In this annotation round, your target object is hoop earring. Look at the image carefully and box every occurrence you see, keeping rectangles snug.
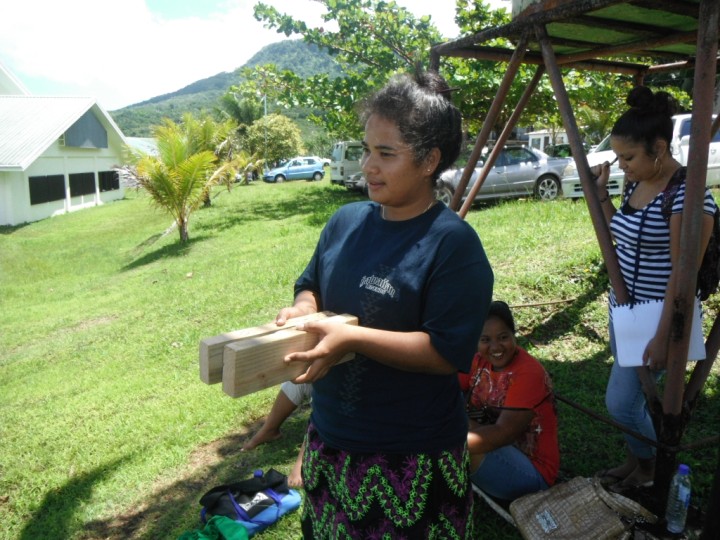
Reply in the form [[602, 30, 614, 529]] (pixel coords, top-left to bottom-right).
[[654, 156, 664, 178]]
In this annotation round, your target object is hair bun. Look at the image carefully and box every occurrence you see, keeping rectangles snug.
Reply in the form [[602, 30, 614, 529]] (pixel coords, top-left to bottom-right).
[[626, 86, 677, 117], [415, 70, 454, 101]]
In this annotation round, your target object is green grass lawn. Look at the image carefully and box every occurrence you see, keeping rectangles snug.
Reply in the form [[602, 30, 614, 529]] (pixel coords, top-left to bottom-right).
[[1, 180, 718, 539]]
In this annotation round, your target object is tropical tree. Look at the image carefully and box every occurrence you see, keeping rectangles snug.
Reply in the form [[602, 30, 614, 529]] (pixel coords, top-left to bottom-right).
[[243, 113, 304, 165], [233, 150, 266, 185], [252, 0, 444, 139], [177, 113, 239, 196], [249, 0, 636, 141], [131, 119, 230, 243], [216, 91, 264, 137]]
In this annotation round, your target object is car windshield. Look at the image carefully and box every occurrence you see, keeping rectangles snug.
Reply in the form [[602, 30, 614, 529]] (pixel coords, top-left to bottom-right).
[[346, 146, 363, 161], [594, 135, 612, 152]]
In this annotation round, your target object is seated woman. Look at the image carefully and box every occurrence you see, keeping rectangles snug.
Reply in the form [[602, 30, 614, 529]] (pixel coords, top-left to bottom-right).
[[460, 300, 559, 501]]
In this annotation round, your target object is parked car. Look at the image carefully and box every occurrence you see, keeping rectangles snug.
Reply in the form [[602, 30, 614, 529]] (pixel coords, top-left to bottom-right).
[[562, 113, 720, 199], [308, 155, 331, 166], [344, 171, 367, 194], [561, 134, 623, 199], [435, 145, 571, 205], [262, 156, 325, 183]]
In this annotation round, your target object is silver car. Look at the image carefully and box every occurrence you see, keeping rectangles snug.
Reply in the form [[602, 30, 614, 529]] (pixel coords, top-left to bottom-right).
[[435, 146, 571, 205], [344, 171, 367, 194]]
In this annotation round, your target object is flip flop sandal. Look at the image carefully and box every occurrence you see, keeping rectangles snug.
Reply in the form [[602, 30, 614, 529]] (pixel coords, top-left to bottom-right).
[[594, 469, 625, 487], [608, 477, 654, 494]]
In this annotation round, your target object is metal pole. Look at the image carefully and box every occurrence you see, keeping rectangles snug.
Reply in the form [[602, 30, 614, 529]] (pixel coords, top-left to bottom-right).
[[458, 66, 545, 218], [263, 94, 267, 165], [450, 31, 530, 212], [534, 23, 627, 302]]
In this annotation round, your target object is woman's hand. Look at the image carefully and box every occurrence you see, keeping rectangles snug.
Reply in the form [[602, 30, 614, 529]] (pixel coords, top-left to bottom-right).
[[284, 320, 354, 383], [275, 290, 319, 326], [643, 336, 668, 371], [466, 409, 535, 454], [590, 160, 612, 191], [275, 306, 310, 326]]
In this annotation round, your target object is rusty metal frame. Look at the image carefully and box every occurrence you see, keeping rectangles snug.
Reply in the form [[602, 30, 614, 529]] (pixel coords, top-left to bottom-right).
[[430, 0, 720, 525]]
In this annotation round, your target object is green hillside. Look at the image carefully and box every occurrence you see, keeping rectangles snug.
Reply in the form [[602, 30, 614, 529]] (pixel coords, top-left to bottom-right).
[[111, 40, 343, 137]]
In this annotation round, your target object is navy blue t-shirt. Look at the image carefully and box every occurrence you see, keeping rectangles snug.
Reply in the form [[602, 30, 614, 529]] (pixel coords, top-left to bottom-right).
[[295, 201, 493, 453]]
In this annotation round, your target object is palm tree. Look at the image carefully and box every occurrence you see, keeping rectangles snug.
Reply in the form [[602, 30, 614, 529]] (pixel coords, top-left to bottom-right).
[[133, 120, 228, 244], [216, 91, 263, 137]]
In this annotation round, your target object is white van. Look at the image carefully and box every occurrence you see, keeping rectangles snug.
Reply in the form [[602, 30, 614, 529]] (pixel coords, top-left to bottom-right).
[[562, 114, 720, 199], [672, 113, 720, 185], [330, 141, 363, 185]]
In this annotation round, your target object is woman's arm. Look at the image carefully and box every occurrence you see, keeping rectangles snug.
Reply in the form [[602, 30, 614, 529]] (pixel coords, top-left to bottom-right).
[[645, 212, 714, 369], [467, 409, 535, 455], [591, 161, 617, 227], [284, 322, 457, 384]]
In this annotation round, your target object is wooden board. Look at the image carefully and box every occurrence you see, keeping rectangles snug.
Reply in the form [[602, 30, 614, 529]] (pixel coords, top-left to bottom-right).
[[222, 313, 358, 398], [198, 311, 341, 384]]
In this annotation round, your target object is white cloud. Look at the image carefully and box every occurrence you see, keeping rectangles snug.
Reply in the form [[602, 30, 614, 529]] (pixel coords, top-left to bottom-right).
[[0, 0, 510, 110]]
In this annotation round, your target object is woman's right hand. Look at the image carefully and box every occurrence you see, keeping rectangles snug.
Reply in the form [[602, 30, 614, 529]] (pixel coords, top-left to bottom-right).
[[590, 161, 612, 190]]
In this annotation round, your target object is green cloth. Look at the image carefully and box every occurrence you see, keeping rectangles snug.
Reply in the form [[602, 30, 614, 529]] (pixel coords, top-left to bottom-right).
[[178, 515, 249, 540]]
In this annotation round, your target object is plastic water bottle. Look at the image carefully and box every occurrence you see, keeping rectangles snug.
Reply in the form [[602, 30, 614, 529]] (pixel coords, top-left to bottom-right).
[[665, 464, 691, 534]]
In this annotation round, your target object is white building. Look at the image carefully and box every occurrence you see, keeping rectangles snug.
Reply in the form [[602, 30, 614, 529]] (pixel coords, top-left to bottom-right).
[[0, 63, 127, 226]]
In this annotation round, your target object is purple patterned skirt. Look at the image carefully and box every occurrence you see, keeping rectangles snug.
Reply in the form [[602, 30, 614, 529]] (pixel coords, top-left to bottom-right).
[[300, 423, 474, 539]]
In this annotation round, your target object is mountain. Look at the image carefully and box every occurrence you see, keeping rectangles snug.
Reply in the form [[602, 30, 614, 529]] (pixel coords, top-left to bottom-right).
[[110, 40, 343, 137]]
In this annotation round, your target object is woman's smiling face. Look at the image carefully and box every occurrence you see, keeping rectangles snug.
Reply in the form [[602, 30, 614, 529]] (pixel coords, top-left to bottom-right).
[[477, 316, 517, 371]]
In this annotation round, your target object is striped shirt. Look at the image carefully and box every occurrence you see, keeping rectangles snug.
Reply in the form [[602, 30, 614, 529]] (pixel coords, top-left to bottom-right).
[[609, 179, 717, 304]]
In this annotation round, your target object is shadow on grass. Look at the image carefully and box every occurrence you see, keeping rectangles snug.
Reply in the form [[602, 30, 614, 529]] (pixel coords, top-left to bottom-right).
[[119, 185, 359, 270], [0, 222, 31, 235], [121, 235, 210, 271], [194, 184, 363, 235], [79, 405, 310, 540], [19, 457, 130, 540], [522, 264, 609, 348]]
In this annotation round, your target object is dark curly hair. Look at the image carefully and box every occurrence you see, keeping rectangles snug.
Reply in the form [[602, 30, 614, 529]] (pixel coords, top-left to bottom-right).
[[360, 71, 463, 182], [611, 86, 678, 157]]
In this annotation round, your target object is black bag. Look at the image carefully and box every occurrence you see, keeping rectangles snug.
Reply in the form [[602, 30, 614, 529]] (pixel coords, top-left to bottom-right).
[[660, 166, 720, 301], [198, 469, 301, 537]]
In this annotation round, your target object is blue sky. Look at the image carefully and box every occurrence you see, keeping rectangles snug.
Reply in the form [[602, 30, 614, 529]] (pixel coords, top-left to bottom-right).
[[0, 0, 509, 110]]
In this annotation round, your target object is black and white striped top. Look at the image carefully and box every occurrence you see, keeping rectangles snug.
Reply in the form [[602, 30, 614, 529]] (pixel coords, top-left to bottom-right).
[[609, 180, 717, 305]]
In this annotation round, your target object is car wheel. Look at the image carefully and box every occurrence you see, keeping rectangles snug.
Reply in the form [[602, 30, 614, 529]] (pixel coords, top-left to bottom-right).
[[274, 174, 285, 183], [434, 184, 454, 206], [535, 175, 561, 201], [312, 171, 323, 181]]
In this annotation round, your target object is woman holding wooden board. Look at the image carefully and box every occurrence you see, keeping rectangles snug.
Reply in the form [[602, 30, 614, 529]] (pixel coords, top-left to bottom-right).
[[275, 71, 494, 539]]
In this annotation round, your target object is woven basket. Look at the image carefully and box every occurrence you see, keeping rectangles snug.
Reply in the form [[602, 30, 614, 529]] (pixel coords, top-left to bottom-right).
[[509, 477, 656, 540]]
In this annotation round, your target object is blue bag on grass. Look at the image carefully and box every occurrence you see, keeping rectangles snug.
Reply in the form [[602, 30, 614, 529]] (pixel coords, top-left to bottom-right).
[[198, 468, 301, 537]]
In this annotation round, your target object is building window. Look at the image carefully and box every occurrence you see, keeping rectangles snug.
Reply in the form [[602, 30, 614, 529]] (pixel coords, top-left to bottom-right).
[[99, 170, 120, 192], [29, 175, 65, 205], [69, 172, 96, 197]]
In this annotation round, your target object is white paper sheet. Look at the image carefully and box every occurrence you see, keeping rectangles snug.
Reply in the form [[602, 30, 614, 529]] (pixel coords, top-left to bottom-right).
[[611, 298, 705, 367]]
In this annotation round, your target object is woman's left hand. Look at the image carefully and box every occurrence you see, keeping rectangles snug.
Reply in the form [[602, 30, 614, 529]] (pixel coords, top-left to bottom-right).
[[643, 337, 668, 371], [284, 320, 353, 383]]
